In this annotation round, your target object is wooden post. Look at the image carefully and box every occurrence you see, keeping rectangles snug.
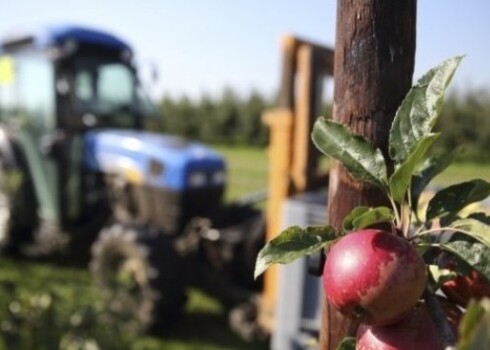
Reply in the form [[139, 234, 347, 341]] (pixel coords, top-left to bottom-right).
[[320, 1, 417, 349], [260, 108, 293, 331], [291, 45, 323, 192]]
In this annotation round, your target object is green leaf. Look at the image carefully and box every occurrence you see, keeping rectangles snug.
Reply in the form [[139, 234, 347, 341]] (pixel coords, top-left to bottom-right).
[[468, 212, 490, 225], [388, 133, 440, 203], [312, 118, 388, 190], [449, 217, 490, 248], [410, 149, 459, 218], [389, 56, 464, 162], [335, 337, 356, 350], [426, 179, 490, 221], [254, 225, 338, 279], [457, 298, 490, 350], [342, 206, 394, 232], [439, 240, 490, 283], [432, 181, 490, 223]]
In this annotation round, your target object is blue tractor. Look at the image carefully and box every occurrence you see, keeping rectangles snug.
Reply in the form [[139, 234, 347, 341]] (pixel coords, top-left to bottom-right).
[[0, 25, 263, 334]]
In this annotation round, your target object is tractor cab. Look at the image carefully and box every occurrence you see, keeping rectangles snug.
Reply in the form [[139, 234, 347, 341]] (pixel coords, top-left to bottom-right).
[[0, 25, 157, 133]]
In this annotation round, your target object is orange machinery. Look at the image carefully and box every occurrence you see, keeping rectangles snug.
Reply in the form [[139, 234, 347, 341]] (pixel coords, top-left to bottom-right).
[[259, 35, 334, 332]]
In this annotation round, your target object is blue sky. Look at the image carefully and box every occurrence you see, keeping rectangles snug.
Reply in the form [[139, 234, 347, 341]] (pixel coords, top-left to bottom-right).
[[1, 1, 489, 99]]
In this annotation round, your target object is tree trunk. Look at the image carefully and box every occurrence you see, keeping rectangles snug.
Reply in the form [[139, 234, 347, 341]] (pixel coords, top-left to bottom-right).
[[319, 1, 417, 349]]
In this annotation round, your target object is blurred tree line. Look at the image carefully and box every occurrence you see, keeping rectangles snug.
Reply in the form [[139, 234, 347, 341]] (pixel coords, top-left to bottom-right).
[[435, 88, 490, 162], [158, 88, 272, 146], [155, 87, 490, 163]]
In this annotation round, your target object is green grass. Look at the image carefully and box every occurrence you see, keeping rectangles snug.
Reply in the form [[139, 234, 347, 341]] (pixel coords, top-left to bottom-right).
[[214, 145, 268, 200], [0, 255, 268, 350], [433, 162, 490, 187], [216, 145, 490, 195]]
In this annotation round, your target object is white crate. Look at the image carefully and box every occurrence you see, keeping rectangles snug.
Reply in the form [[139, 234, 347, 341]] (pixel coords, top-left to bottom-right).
[[272, 189, 328, 350]]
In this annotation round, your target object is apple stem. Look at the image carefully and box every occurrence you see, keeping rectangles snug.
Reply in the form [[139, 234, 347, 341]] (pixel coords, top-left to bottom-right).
[[423, 289, 456, 350], [400, 203, 411, 238]]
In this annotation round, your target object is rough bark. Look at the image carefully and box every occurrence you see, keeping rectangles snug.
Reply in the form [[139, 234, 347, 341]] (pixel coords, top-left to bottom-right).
[[320, 1, 417, 349]]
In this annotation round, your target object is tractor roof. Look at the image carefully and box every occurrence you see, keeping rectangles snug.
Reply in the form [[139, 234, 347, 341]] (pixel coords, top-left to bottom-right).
[[0, 24, 132, 53]]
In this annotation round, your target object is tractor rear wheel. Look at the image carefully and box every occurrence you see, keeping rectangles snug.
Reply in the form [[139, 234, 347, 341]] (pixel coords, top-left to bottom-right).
[[0, 185, 12, 250], [90, 224, 187, 333], [0, 162, 36, 253]]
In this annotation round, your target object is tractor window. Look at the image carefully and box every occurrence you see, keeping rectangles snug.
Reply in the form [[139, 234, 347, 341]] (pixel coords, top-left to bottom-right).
[[0, 56, 16, 120], [98, 64, 133, 105], [75, 71, 94, 101], [0, 54, 55, 132], [73, 58, 138, 128], [72, 56, 159, 129], [18, 55, 56, 131]]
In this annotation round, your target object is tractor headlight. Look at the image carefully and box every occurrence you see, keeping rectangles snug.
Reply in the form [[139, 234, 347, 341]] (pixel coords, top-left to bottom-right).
[[212, 170, 226, 185], [188, 171, 207, 187]]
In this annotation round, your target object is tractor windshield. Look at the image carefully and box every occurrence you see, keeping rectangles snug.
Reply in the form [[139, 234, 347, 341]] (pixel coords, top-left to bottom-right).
[[73, 56, 157, 128]]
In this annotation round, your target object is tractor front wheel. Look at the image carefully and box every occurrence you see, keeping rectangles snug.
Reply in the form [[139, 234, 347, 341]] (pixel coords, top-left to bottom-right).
[[90, 224, 187, 333]]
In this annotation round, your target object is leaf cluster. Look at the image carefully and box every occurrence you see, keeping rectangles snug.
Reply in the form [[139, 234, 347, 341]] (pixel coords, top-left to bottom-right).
[[254, 56, 490, 346]]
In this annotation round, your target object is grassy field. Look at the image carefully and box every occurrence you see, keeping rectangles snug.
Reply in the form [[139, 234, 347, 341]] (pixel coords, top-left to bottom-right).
[[0, 256, 267, 350], [215, 145, 490, 197], [0, 145, 489, 349], [214, 146, 268, 201], [433, 162, 490, 187]]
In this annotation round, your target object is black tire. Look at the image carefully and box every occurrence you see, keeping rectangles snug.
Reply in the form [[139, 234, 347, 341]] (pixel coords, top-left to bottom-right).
[[0, 175, 12, 250], [0, 160, 37, 253], [90, 224, 187, 333]]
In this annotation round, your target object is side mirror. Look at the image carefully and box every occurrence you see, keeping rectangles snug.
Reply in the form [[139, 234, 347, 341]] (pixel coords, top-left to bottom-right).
[[150, 63, 159, 85]]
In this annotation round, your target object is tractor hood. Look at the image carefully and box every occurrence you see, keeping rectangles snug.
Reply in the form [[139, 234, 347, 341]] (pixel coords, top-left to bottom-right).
[[83, 129, 226, 191]]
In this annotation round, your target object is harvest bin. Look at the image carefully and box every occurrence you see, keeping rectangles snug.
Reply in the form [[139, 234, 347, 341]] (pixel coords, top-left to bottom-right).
[[272, 189, 328, 350]]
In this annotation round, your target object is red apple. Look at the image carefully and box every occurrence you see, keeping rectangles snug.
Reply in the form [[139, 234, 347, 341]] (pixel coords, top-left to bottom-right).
[[357, 301, 461, 350], [441, 269, 490, 308], [323, 229, 427, 325], [437, 252, 490, 308]]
